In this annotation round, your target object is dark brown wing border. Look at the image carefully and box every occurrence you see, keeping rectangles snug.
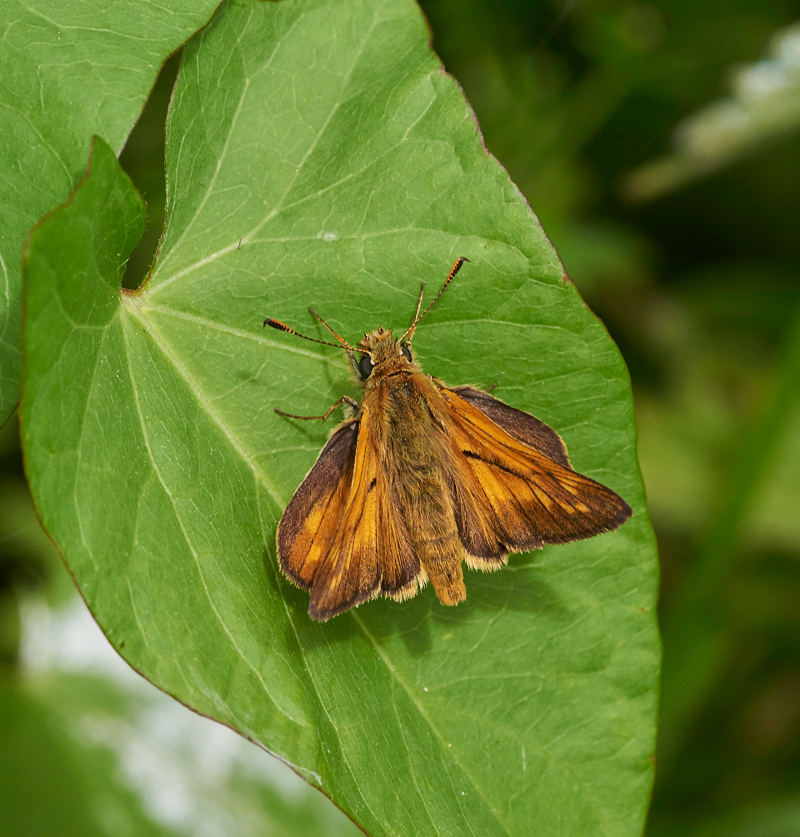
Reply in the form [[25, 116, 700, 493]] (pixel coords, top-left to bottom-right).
[[450, 386, 571, 467]]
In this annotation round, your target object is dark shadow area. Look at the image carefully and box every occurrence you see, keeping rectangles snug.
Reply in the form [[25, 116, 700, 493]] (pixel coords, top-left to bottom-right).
[[119, 50, 182, 291]]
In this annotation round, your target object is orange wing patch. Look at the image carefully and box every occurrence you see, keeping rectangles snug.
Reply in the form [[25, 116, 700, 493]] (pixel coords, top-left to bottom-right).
[[278, 405, 423, 621], [439, 388, 631, 560], [376, 481, 425, 603], [276, 422, 357, 590], [308, 417, 381, 619]]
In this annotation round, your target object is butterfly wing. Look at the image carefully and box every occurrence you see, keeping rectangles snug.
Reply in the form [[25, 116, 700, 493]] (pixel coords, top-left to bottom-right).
[[309, 405, 423, 620], [438, 387, 632, 566], [276, 421, 358, 591], [278, 406, 422, 621]]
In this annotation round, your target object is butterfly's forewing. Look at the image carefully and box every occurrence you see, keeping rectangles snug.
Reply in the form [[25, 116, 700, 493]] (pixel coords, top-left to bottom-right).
[[307, 415, 380, 619], [438, 388, 632, 557], [305, 405, 423, 620], [276, 421, 358, 591]]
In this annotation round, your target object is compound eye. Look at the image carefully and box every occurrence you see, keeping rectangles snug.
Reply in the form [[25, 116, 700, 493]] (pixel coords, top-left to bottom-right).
[[401, 344, 412, 361], [358, 354, 374, 378]]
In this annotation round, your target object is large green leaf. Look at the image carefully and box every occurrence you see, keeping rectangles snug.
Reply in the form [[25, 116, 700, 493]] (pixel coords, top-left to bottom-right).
[[21, 1, 659, 834], [0, 0, 221, 425]]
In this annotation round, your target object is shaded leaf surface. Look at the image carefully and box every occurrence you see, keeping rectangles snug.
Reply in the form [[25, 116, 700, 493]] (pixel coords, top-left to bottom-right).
[[22, 1, 659, 834], [0, 0, 220, 424]]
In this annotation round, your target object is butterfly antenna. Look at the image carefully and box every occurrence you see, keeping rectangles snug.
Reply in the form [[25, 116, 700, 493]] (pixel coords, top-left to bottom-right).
[[306, 307, 349, 345], [264, 310, 357, 366], [401, 257, 470, 345], [411, 281, 426, 327]]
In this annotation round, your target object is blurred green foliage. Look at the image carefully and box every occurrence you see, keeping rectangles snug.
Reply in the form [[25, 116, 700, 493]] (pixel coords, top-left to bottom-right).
[[3, 0, 800, 834]]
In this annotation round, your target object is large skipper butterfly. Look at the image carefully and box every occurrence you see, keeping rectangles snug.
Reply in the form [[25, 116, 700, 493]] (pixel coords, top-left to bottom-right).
[[265, 259, 631, 620]]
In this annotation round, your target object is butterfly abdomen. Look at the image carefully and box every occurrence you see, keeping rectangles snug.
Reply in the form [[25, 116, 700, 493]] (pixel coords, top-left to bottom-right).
[[385, 378, 467, 606], [395, 474, 466, 606]]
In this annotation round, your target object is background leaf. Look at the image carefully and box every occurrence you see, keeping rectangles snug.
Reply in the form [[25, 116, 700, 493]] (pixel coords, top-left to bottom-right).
[[1, 599, 362, 837], [623, 22, 800, 201], [0, 0, 221, 425], [21, 1, 659, 835]]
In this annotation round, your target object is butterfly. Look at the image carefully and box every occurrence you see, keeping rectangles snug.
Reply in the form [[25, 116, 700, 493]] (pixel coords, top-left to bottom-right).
[[265, 258, 632, 621]]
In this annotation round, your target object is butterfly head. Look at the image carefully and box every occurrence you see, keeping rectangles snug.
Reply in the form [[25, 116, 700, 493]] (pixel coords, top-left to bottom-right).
[[354, 327, 414, 381]]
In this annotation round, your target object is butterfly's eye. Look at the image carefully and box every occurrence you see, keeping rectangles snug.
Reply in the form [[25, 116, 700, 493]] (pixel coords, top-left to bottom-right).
[[400, 344, 412, 361], [358, 355, 374, 378]]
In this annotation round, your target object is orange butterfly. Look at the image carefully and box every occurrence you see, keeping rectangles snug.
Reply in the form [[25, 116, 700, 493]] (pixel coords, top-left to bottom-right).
[[265, 258, 631, 620]]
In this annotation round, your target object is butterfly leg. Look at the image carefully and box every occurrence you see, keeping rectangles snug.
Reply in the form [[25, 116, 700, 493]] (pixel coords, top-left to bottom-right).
[[275, 395, 359, 422]]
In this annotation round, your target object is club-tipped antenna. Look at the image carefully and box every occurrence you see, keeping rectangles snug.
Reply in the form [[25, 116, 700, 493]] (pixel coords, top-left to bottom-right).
[[264, 309, 357, 366], [263, 318, 340, 349], [400, 257, 470, 345]]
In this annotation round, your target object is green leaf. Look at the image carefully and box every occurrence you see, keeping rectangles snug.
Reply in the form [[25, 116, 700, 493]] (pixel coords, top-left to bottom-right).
[[22, 1, 659, 834], [0, 0, 221, 425]]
